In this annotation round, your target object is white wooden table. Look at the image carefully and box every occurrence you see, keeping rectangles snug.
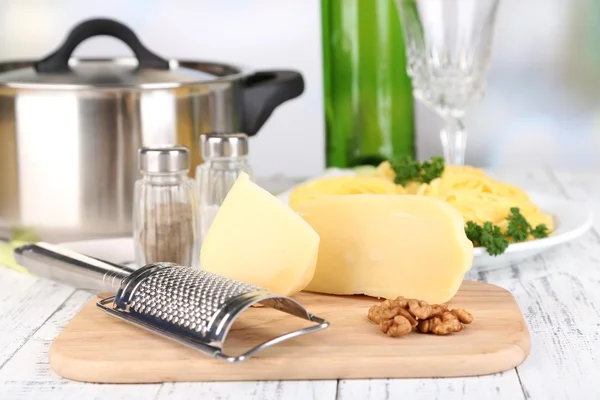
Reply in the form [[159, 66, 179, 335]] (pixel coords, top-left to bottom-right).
[[1, 167, 599, 400]]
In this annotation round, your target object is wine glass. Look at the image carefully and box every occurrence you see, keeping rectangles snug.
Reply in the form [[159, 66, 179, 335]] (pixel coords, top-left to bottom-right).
[[394, 0, 501, 165]]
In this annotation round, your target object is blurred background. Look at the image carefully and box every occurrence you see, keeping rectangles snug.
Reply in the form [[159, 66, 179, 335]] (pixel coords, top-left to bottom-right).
[[1, 0, 599, 179]]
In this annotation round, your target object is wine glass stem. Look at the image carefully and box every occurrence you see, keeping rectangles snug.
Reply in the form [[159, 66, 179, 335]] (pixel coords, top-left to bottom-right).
[[440, 118, 467, 165]]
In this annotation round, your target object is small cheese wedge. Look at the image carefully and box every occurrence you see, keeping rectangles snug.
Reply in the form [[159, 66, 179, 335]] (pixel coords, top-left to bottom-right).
[[200, 172, 320, 296], [295, 194, 473, 304]]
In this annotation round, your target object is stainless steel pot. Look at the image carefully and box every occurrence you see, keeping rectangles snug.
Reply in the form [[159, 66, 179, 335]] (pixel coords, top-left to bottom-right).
[[0, 18, 304, 243]]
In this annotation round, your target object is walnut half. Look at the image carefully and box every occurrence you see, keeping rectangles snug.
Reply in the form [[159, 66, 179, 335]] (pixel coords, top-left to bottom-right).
[[418, 311, 463, 335], [380, 315, 413, 337]]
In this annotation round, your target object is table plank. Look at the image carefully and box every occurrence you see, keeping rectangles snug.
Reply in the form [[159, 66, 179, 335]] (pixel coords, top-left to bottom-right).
[[155, 381, 337, 400], [337, 372, 525, 400], [0, 269, 73, 369], [516, 271, 600, 399]]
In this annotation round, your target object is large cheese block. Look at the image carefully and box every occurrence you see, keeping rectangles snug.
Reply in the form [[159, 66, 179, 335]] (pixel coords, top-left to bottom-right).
[[200, 173, 320, 296], [295, 194, 473, 304]]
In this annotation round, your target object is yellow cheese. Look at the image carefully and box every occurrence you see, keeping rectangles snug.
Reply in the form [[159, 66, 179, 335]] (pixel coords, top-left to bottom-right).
[[200, 172, 320, 296], [295, 194, 474, 304]]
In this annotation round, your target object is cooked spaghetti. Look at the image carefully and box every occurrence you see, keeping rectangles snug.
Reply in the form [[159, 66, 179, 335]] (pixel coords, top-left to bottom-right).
[[288, 161, 554, 241]]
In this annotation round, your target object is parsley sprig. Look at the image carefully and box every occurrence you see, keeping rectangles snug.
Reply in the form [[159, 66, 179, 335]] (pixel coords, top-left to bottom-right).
[[465, 221, 509, 256], [390, 156, 445, 186], [465, 207, 550, 256]]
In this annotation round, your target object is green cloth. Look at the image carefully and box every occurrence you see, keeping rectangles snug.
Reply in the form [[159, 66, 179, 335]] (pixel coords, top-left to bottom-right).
[[0, 240, 30, 274], [0, 227, 39, 274]]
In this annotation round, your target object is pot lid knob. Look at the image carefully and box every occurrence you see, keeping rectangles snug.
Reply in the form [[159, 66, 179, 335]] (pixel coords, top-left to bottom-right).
[[138, 145, 190, 173], [200, 133, 249, 159]]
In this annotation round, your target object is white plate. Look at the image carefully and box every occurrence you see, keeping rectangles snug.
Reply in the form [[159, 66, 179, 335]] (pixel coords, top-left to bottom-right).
[[59, 169, 594, 271]]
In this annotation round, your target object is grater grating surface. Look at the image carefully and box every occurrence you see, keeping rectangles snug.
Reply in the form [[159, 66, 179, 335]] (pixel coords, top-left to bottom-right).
[[129, 267, 259, 336], [97, 262, 329, 362]]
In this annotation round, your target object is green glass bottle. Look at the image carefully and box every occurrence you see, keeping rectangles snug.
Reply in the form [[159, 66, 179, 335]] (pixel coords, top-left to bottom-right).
[[322, 0, 415, 168]]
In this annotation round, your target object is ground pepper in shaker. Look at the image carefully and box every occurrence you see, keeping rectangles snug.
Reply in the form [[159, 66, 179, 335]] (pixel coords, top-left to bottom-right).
[[196, 133, 254, 244], [133, 145, 200, 269]]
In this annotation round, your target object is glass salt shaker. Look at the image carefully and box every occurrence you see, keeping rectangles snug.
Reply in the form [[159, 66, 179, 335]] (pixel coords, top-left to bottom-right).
[[133, 145, 200, 269], [196, 133, 254, 244]]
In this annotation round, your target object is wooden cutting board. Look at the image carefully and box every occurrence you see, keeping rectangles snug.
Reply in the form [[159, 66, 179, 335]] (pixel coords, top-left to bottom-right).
[[49, 280, 530, 383]]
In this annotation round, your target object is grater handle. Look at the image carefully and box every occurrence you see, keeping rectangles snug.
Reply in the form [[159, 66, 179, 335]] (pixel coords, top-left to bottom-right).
[[13, 242, 136, 294]]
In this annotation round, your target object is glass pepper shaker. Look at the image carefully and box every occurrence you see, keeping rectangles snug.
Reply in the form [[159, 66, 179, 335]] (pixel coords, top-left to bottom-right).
[[196, 133, 254, 244], [133, 145, 200, 269]]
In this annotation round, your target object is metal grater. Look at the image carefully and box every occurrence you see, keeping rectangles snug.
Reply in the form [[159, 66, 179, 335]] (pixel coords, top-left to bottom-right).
[[97, 262, 329, 362]]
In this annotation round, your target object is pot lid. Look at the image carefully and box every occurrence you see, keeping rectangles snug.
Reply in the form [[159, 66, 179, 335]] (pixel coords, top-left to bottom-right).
[[0, 18, 245, 90], [0, 59, 242, 89]]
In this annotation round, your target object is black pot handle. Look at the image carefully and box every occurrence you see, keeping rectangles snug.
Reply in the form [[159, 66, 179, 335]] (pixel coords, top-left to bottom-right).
[[34, 18, 169, 73], [241, 70, 304, 136]]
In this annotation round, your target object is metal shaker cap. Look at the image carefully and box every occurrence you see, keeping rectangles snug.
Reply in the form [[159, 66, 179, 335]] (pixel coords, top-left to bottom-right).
[[138, 145, 190, 173], [200, 133, 249, 159]]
